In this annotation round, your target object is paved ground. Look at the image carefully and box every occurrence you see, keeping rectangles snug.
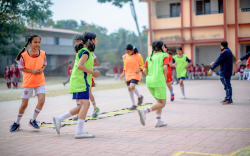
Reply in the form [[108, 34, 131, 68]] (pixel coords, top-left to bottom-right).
[[0, 80, 249, 156]]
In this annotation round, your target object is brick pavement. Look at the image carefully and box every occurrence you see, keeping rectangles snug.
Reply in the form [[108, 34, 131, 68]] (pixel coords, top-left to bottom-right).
[[0, 80, 249, 156]]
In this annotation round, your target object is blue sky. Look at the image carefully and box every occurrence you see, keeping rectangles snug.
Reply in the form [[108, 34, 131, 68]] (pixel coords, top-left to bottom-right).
[[50, 0, 148, 34]]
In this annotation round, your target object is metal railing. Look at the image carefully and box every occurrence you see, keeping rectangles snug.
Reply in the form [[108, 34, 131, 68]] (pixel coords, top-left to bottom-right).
[[157, 14, 180, 19], [196, 10, 223, 15], [241, 8, 250, 12]]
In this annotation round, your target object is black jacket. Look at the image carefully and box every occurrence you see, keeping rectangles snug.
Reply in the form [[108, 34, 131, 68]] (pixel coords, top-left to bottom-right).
[[240, 51, 250, 60]]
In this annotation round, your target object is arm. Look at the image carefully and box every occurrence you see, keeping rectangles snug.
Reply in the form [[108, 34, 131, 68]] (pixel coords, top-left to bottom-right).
[[38, 65, 46, 74], [20, 68, 38, 75], [120, 58, 126, 79], [77, 54, 100, 77], [94, 58, 99, 66], [143, 67, 148, 76], [185, 57, 191, 69], [163, 65, 168, 81], [135, 55, 144, 74], [241, 51, 250, 61], [210, 52, 229, 70]]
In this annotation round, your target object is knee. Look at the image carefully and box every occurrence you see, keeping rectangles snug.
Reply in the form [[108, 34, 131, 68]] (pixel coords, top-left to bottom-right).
[[20, 102, 28, 110], [38, 98, 45, 105], [161, 102, 166, 107], [130, 86, 135, 91], [128, 87, 132, 92]]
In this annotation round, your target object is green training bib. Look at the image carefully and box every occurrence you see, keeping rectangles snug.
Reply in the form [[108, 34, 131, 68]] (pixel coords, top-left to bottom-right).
[[173, 54, 187, 78]]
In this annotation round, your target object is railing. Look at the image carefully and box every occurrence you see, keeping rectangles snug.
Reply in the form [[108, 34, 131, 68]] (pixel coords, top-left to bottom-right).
[[196, 10, 223, 15], [241, 8, 250, 12], [156, 14, 180, 19]]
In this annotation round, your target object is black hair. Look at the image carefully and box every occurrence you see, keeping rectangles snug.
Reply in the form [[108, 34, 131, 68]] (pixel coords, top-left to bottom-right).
[[221, 41, 228, 48], [201, 64, 204, 66], [176, 46, 182, 51], [196, 64, 199, 66], [74, 35, 83, 41], [16, 34, 41, 61], [74, 31, 97, 53], [125, 44, 139, 54], [150, 40, 164, 61], [69, 61, 73, 64], [164, 44, 168, 49]]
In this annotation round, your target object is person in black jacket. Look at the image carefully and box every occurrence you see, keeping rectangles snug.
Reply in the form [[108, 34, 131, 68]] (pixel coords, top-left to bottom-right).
[[236, 51, 250, 64], [209, 41, 233, 105]]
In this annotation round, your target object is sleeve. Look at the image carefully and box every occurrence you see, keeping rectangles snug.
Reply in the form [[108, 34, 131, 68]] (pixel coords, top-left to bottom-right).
[[144, 61, 148, 68], [123, 59, 126, 71], [18, 57, 25, 68], [139, 55, 144, 70], [163, 57, 170, 65], [92, 52, 97, 59], [210, 51, 229, 70], [240, 51, 250, 60], [78, 51, 89, 60], [44, 55, 47, 66], [247, 58, 250, 64], [172, 58, 175, 63], [186, 57, 191, 63]]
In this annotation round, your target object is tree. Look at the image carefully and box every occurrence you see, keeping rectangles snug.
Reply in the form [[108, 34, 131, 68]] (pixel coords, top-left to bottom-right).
[[97, 0, 145, 60], [53, 20, 78, 30], [0, 0, 53, 56]]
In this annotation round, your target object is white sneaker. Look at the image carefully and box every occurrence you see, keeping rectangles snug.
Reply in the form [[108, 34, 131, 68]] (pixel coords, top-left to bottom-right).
[[155, 121, 167, 128], [75, 132, 95, 139], [53, 116, 61, 134], [182, 95, 186, 99], [137, 109, 146, 126]]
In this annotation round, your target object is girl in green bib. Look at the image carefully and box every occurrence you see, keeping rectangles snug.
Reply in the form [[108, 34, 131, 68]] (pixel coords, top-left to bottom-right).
[[172, 46, 191, 99], [53, 32, 100, 139], [138, 40, 169, 128]]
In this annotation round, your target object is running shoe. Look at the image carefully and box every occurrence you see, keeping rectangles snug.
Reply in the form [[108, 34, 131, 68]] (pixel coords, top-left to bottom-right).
[[220, 99, 227, 103], [92, 107, 100, 118], [73, 115, 78, 121], [10, 122, 20, 132], [223, 99, 233, 105], [138, 95, 144, 106], [53, 116, 61, 134], [137, 109, 146, 126], [180, 95, 186, 99], [171, 94, 174, 102], [75, 132, 95, 139], [28, 119, 40, 129], [129, 105, 137, 110], [155, 121, 167, 128]]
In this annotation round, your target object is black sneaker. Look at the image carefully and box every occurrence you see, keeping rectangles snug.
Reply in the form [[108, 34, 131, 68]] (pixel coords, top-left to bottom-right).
[[129, 105, 137, 110], [223, 99, 233, 105], [220, 99, 227, 103], [10, 122, 20, 132], [28, 119, 40, 129], [138, 95, 144, 106]]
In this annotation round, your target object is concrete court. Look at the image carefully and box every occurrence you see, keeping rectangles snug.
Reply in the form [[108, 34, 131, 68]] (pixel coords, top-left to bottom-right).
[[0, 80, 249, 156]]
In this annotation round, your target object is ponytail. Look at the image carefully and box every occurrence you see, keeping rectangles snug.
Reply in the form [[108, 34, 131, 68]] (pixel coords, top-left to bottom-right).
[[133, 47, 138, 54], [151, 40, 164, 61], [75, 31, 96, 53], [15, 34, 41, 61]]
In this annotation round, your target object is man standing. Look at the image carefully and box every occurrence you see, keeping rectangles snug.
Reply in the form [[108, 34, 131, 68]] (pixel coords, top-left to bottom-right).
[[63, 61, 73, 86], [209, 41, 233, 105]]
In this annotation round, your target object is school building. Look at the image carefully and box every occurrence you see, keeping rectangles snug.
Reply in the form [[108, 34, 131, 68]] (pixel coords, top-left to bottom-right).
[[0, 26, 81, 75], [142, 0, 250, 71]]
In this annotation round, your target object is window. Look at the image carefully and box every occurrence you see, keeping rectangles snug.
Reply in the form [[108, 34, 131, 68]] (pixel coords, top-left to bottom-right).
[[240, 0, 250, 12], [54, 37, 59, 45], [218, 0, 223, 13], [170, 3, 180, 17], [196, 0, 211, 15]]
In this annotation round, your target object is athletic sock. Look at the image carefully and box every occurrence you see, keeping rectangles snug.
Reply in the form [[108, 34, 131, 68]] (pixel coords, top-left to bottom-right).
[[32, 108, 41, 121], [129, 91, 136, 106], [156, 114, 162, 123], [15, 113, 23, 124], [169, 88, 174, 96], [76, 119, 85, 134], [76, 101, 81, 107], [92, 101, 97, 109], [143, 107, 152, 114], [58, 111, 72, 122], [133, 88, 141, 98], [180, 86, 185, 96]]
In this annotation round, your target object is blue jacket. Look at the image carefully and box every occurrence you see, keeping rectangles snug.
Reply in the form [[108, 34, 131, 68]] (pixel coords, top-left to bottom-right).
[[240, 51, 250, 60], [210, 47, 233, 77]]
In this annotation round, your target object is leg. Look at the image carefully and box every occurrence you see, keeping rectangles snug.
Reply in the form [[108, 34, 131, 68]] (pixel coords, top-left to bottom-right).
[[167, 82, 174, 101], [220, 77, 227, 100], [63, 75, 71, 85], [130, 81, 143, 106], [179, 79, 186, 98], [89, 89, 100, 118]]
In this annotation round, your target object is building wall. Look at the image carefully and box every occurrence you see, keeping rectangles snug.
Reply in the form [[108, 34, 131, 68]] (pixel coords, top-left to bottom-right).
[[194, 45, 221, 66], [154, 0, 180, 17]]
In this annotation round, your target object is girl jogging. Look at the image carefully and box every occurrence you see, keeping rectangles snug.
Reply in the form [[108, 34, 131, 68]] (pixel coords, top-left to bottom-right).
[[138, 40, 169, 127], [53, 31, 100, 139], [10, 34, 46, 132], [120, 44, 144, 110]]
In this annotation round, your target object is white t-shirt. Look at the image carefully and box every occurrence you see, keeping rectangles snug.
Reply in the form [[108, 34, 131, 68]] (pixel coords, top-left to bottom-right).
[[92, 52, 97, 59]]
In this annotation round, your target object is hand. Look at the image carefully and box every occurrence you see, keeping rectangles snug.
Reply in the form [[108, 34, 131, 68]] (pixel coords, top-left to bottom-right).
[[92, 70, 100, 77], [32, 70, 38, 75], [210, 62, 214, 66], [120, 74, 124, 79], [172, 63, 177, 66], [69, 70, 72, 74], [38, 68, 44, 74], [185, 66, 188, 69], [236, 60, 241, 64], [208, 69, 213, 75], [135, 69, 141, 74]]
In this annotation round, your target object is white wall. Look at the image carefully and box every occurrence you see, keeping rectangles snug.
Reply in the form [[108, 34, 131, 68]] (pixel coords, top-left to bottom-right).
[[59, 38, 73, 46], [50, 55, 58, 70], [41, 37, 54, 45], [240, 0, 250, 8], [195, 45, 221, 66], [154, 0, 180, 17]]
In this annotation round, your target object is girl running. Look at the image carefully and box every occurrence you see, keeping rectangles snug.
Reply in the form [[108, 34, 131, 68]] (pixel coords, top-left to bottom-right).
[[138, 40, 169, 127], [173, 46, 191, 99], [10, 34, 47, 132], [164, 44, 175, 101], [4, 66, 11, 89], [53, 31, 100, 139], [74, 35, 100, 118], [120, 44, 144, 110]]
